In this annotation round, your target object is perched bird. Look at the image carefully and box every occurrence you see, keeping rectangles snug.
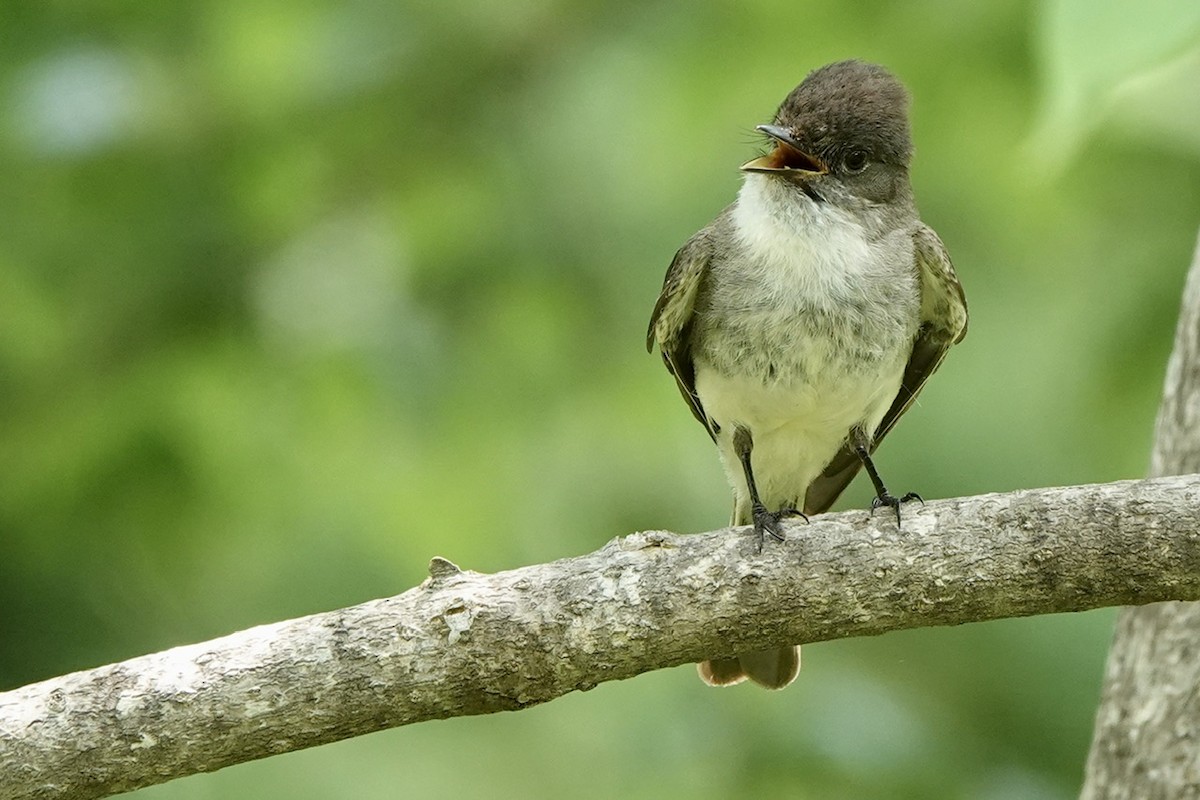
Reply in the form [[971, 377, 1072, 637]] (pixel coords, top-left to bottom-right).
[[647, 60, 968, 689]]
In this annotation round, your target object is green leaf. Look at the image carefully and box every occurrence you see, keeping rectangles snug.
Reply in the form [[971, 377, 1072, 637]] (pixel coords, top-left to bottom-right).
[[1028, 0, 1200, 171]]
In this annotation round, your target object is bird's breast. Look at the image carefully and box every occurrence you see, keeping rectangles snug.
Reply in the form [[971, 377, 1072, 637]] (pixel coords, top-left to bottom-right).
[[693, 183, 920, 389]]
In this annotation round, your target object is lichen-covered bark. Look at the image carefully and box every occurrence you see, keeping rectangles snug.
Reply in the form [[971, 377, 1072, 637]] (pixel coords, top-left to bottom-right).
[[3, 477, 1200, 800], [1080, 230, 1200, 799]]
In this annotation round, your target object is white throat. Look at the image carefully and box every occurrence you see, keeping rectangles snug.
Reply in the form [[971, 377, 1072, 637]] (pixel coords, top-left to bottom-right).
[[730, 175, 877, 302]]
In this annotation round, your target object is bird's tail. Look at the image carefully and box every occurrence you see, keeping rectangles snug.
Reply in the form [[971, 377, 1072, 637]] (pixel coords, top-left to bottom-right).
[[696, 502, 802, 689], [698, 647, 801, 689]]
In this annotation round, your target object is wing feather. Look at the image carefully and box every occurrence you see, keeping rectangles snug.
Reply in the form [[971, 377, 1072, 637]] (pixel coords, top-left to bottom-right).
[[647, 227, 716, 438]]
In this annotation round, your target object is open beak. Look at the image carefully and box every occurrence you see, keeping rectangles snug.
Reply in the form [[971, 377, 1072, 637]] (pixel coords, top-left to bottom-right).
[[740, 124, 827, 174]]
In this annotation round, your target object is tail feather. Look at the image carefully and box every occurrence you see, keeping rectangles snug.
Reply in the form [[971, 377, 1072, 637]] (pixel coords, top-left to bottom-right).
[[698, 646, 801, 689], [695, 503, 803, 689], [697, 657, 749, 687]]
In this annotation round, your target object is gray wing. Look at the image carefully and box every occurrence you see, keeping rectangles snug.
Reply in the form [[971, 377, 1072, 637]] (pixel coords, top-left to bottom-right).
[[803, 223, 968, 515], [647, 225, 716, 439]]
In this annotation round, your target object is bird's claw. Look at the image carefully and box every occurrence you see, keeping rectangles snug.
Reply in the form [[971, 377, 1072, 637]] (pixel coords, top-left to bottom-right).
[[752, 503, 809, 553], [870, 491, 923, 524]]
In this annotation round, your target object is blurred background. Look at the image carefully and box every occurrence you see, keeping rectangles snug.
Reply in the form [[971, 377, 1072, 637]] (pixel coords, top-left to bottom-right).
[[3, 1, 1200, 798]]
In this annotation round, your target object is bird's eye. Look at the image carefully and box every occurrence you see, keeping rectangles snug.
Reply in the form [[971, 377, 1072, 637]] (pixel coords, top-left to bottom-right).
[[843, 150, 869, 172]]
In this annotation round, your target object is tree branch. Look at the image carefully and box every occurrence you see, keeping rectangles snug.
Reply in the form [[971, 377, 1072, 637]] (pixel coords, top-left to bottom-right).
[[3, 477, 1200, 800]]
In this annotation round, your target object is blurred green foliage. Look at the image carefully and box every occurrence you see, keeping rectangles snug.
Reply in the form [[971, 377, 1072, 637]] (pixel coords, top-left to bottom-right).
[[3, 1, 1199, 798]]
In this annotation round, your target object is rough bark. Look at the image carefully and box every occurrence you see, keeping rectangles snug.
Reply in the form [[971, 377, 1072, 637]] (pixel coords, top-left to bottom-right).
[[3, 477, 1200, 800], [1080, 229, 1200, 799]]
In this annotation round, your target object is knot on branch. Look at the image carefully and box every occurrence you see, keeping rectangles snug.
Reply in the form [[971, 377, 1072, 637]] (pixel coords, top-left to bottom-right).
[[427, 556, 464, 582]]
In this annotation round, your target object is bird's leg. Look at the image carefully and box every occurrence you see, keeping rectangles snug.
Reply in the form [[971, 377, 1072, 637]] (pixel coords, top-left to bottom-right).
[[851, 430, 922, 524], [733, 426, 808, 552]]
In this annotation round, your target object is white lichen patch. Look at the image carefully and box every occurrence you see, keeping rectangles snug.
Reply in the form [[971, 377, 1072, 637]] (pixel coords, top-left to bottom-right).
[[443, 603, 474, 645], [595, 570, 643, 605], [129, 731, 157, 750]]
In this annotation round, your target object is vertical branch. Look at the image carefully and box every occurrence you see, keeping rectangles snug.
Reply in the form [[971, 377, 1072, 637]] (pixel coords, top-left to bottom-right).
[[1080, 228, 1200, 798]]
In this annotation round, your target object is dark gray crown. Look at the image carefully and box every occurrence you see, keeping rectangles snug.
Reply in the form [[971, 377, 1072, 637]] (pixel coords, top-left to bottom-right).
[[773, 60, 912, 168]]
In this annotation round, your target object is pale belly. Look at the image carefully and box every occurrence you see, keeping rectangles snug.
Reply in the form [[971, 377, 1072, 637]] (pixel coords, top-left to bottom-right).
[[694, 350, 907, 520]]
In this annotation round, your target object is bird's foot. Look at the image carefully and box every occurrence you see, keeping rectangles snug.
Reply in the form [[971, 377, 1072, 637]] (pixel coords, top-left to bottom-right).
[[752, 503, 808, 553], [871, 491, 924, 524]]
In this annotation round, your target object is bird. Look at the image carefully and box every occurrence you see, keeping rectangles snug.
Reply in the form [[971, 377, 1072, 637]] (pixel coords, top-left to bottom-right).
[[646, 60, 968, 689]]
